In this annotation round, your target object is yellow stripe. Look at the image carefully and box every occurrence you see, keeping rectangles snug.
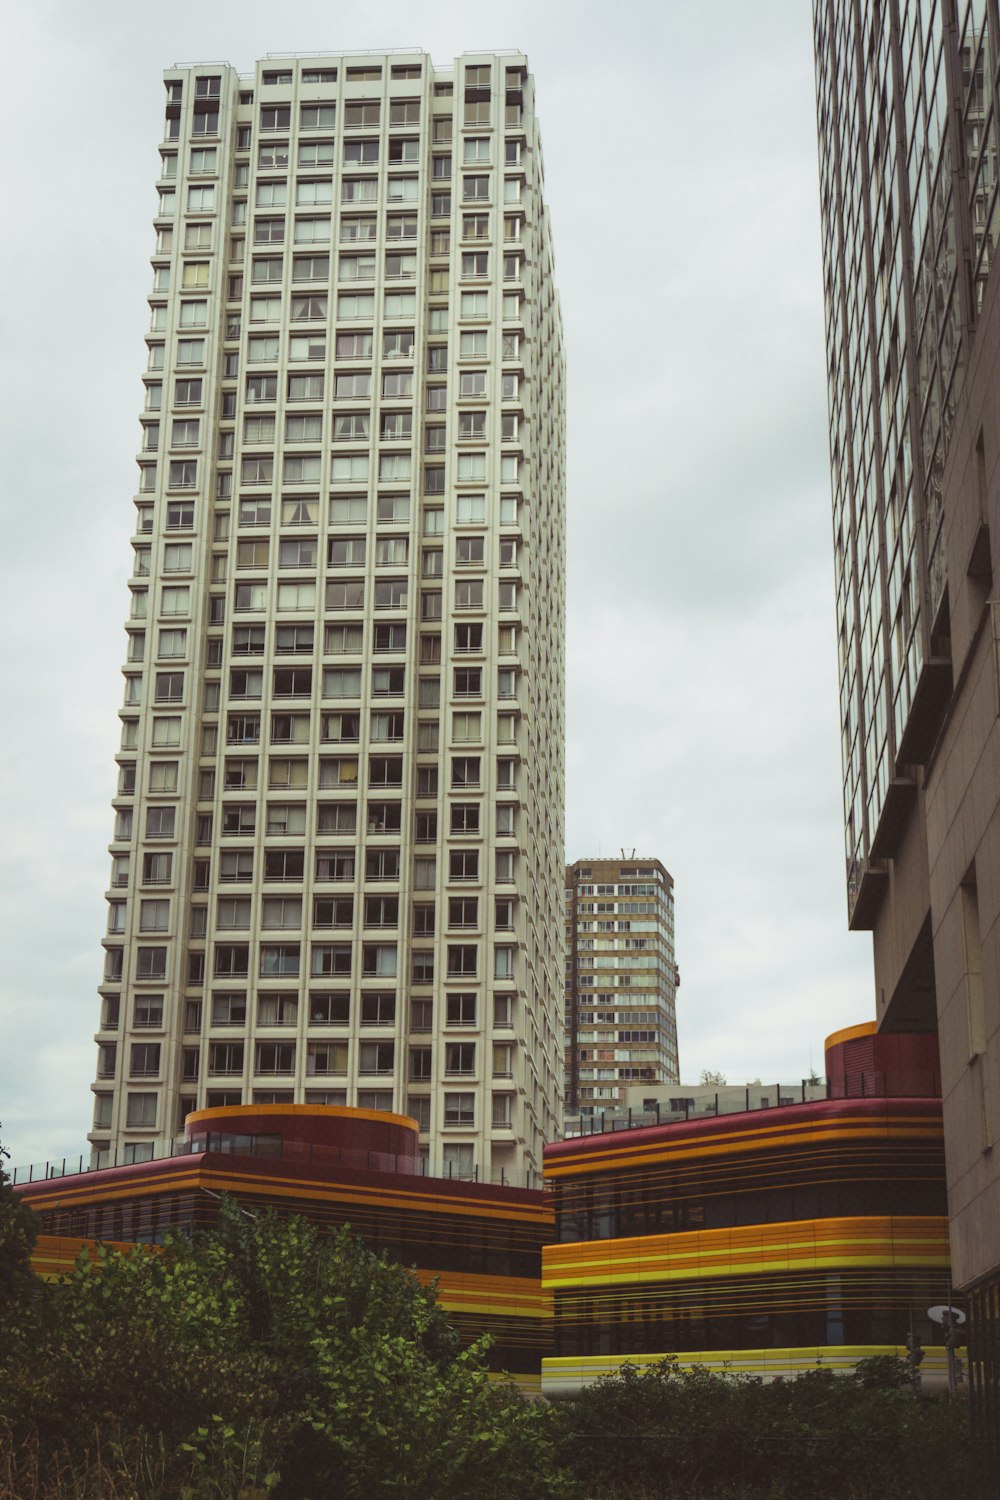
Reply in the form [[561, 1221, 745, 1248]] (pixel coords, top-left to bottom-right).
[[543, 1216, 950, 1289], [541, 1344, 964, 1390]]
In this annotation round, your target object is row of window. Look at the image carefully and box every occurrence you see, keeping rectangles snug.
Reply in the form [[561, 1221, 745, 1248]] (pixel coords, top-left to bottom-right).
[[154, 219, 526, 261], [228, 368, 521, 400], [114, 738, 510, 786], [114, 799, 516, 847], [113, 1083, 514, 1134], [158, 178, 524, 223], [160, 136, 523, 177], [127, 662, 514, 703], [109, 1038, 499, 1081], [101, 988, 518, 1033], [133, 496, 520, 536], [107, 842, 517, 886], [108, 890, 514, 936]]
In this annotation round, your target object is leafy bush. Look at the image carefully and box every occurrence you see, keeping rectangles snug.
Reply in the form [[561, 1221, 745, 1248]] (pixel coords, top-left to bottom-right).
[[0, 1202, 575, 1499], [557, 1357, 970, 1500]]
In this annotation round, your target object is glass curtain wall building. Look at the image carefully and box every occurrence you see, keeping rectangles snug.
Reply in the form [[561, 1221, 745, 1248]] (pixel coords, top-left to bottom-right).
[[813, 1, 1000, 1484], [92, 50, 566, 1188]]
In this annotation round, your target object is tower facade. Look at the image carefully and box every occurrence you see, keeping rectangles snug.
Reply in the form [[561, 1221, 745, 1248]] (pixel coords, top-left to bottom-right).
[[813, 1, 1000, 1480], [92, 50, 566, 1187], [563, 857, 679, 1117]]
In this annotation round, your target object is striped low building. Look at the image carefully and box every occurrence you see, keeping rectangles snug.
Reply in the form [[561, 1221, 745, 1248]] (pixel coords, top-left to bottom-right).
[[542, 1025, 961, 1395], [16, 1103, 551, 1388], [14, 1026, 959, 1395]]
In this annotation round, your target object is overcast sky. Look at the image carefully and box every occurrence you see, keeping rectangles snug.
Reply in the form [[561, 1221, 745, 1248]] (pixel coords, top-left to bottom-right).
[[0, 0, 876, 1169]]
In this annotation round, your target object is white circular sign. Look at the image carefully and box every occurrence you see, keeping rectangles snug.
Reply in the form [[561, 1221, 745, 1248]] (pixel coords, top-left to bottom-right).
[[927, 1305, 966, 1325]]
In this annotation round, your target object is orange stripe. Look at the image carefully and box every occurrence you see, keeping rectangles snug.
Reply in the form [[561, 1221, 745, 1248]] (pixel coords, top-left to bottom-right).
[[22, 1162, 553, 1227], [187, 1102, 419, 1133], [824, 1021, 877, 1050], [545, 1114, 942, 1179]]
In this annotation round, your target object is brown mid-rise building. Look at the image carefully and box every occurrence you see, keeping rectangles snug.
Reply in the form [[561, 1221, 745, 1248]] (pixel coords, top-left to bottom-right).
[[813, 1, 1000, 1483], [563, 857, 679, 1119]]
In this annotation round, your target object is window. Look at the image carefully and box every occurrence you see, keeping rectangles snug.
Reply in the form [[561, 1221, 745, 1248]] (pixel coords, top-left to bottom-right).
[[454, 580, 484, 610], [447, 992, 477, 1025], [126, 1093, 158, 1129], [494, 946, 516, 979], [275, 624, 314, 654], [320, 756, 359, 786], [450, 802, 480, 834], [261, 105, 291, 131], [260, 943, 301, 977], [459, 332, 488, 360], [459, 370, 486, 397], [359, 1041, 394, 1074], [299, 141, 335, 168], [331, 455, 369, 483], [460, 292, 488, 320], [145, 806, 176, 840], [168, 460, 197, 489], [324, 667, 361, 698], [386, 214, 418, 240], [378, 453, 411, 481], [336, 331, 374, 359], [217, 896, 251, 930], [143, 851, 172, 885], [333, 412, 370, 442], [266, 803, 307, 836], [260, 848, 302, 884], [445, 1043, 475, 1076], [289, 333, 326, 360], [222, 802, 256, 837], [455, 623, 483, 654], [444, 1093, 475, 1126], [340, 216, 377, 242], [364, 894, 399, 928], [255, 1042, 295, 1074], [410, 1048, 432, 1081], [384, 291, 416, 318], [408, 1093, 431, 1128], [339, 292, 375, 320], [254, 218, 285, 244], [336, 372, 371, 398], [307, 1041, 348, 1075], [297, 180, 333, 207], [281, 454, 321, 484], [388, 97, 420, 124], [139, 898, 169, 933], [310, 992, 350, 1026], [456, 535, 485, 566], [329, 535, 367, 568], [361, 990, 396, 1022], [365, 847, 401, 881], [136, 946, 167, 980], [342, 176, 378, 204], [382, 329, 415, 360], [374, 579, 408, 609], [315, 850, 355, 881], [209, 1041, 245, 1075], [451, 756, 480, 788], [449, 849, 479, 882], [313, 895, 354, 927]]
